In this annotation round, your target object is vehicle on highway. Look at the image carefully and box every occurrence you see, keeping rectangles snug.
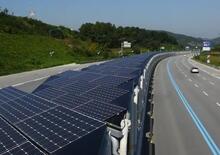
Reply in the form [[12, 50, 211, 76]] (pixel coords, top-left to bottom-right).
[[191, 67, 199, 73]]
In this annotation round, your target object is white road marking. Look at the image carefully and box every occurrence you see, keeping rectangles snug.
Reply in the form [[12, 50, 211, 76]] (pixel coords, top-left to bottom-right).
[[12, 75, 50, 87], [216, 102, 220, 107], [209, 81, 215, 85], [188, 79, 192, 82], [194, 84, 199, 88], [202, 91, 209, 96], [184, 75, 187, 78]]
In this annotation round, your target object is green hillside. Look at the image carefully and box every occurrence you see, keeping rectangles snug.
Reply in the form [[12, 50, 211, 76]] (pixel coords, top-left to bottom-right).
[[0, 8, 181, 76], [166, 31, 203, 47], [0, 33, 107, 75]]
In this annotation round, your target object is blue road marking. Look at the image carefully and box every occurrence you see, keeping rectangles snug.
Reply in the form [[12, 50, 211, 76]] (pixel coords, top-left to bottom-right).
[[167, 59, 220, 155]]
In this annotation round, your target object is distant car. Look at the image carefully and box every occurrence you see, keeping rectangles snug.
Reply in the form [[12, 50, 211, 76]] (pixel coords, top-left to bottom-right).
[[191, 67, 199, 73]]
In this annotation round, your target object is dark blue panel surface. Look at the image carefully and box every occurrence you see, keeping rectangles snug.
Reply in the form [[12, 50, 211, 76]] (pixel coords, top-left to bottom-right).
[[0, 118, 43, 155], [69, 72, 103, 82], [89, 75, 130, 87], [34, 87, 67, 100], [80, 86, 129, 103], [52, 94, 91, 109], [16, 106, 105, 154], [0, 94, 57, 123], [1, 142, 44, 155], [60, 81, 98, 95], [74, 100, 126, 121], [0, 87, 28, 104]]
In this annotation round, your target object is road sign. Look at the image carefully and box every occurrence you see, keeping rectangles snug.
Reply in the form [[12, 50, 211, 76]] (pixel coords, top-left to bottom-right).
[[122, 41, 131, 48], [202, 41, 211, 52]]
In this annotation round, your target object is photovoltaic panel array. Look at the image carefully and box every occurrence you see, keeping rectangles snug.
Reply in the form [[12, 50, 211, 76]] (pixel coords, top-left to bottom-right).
[[0, 87, 28, 104], [89, 75, 130, 87], [0, 94, 57, 124], [80, 86, 129, 103], [59, 81, 98, 95], [51, 94, 90, 109], [15, 106, 105, 154], [0, 52, 160, 154], [1, 142, 44, 155], [0, 117, 44, 155], [33, 87, 68, 100], [74, 100, 126, 121]]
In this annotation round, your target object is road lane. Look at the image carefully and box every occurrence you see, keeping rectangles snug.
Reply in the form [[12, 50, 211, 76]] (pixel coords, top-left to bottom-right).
[[169, 58, 220, 154], [177, 56, 220, 104], [153, 57, 212, 155]]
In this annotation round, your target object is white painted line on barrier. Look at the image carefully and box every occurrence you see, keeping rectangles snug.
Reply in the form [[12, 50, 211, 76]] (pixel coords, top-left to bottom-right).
[[216, 102, 220, 107], [194, 84, 199, 88], [12, 75, 49, 87], [209, 81, 215, 85], [202, 91, 209, 96]]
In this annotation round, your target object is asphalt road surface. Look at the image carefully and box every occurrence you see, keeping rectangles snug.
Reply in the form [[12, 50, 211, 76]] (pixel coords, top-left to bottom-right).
[[153, 55, 220, 155]]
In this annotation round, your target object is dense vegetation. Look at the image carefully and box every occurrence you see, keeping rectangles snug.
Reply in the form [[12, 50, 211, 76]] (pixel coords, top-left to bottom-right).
[[79, 22, 178, 50], [194, 45, 220, 67], [194, 52, 220, 67], [0, 7, 181, 75]]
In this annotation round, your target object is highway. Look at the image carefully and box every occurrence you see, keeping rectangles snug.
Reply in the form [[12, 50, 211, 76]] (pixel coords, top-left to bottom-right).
[[153, 55, 220, 155]]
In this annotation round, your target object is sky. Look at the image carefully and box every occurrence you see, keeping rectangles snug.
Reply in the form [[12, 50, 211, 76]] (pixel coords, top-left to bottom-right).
[[0, 0, 220, 39]]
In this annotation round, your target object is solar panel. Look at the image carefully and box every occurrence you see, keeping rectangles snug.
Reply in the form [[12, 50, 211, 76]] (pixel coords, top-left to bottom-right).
[[89, 75, 130, 87], [60, 81, 98, 95], [74, 100, 126, 121], [0, 117, 43, 155], [45, 77, 77, 88], [0, 94, 58, 123], [1, 142, 44, 155], [15, 106, 105, 154], [34, 87, 68, 100], [57, 70, 82, 78], [80, 86, 129, 103], [0, 87, 28, 104], [69, 72, 103, 82], [44, 71, 85, 88], [52, 94, 91, 109]]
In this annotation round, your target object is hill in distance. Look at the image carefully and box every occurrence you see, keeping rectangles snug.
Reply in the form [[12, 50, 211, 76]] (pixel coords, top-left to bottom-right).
[[0, 8, 191, 75]]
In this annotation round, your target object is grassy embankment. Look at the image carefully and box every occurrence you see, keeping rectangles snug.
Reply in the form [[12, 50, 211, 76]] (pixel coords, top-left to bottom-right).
[[194, 51, 220, 67], [0, 33, 110, 75]]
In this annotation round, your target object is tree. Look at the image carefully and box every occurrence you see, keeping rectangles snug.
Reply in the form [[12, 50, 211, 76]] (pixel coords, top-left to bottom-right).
[[3, 8, 9, 15]]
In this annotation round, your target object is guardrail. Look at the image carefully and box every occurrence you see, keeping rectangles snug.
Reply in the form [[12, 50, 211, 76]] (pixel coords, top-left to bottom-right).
[[128, 53, 175, 155]]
